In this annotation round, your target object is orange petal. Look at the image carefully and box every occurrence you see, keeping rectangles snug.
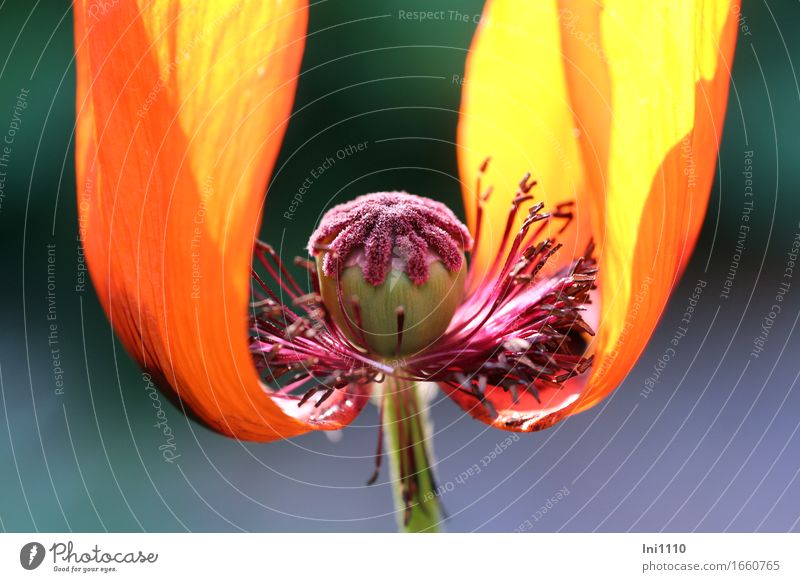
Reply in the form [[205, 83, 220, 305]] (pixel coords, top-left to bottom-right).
[[74, 0, 337, 440], [563, 1, 740, 411], [457, 0, 594, 283]]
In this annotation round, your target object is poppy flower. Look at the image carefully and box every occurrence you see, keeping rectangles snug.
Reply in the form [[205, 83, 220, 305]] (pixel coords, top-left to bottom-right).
[[75, 0, 739, 531]]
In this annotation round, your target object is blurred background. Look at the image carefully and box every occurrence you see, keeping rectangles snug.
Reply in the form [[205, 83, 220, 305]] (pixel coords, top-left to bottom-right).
[[1, 0, 799, 532]]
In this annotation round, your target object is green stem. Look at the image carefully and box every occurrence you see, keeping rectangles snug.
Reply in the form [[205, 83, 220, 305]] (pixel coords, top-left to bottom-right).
[[383, 377, 442, 533]]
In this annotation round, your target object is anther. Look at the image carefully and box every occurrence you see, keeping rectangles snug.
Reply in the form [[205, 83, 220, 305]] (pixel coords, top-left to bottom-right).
[[294, 257, 316, 273], [518, 173, 537, 194], [315, 388, 335, 408], [298, 388, 318, 407], [395, 306, 405, 357], [366, 395, 386, 485]]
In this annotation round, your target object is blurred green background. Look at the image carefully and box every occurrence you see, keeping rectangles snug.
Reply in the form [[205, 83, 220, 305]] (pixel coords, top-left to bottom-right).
[[1, 0, 800, 532]]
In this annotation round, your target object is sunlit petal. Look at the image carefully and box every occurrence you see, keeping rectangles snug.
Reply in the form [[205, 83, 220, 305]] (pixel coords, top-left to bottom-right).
[[456, 0, 739, 423], [457, 0, 593, 283], [74, 0, 328, 440], [565, 0, 740, 409]]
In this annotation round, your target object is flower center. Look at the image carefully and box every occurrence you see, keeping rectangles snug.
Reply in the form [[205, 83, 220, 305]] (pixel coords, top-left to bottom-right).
[[308, 192, 474, 357], [249, 160, 597, 434]]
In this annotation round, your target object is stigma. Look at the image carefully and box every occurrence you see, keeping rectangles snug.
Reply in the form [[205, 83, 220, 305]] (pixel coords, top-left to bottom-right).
[[308, 191, 473, 285]]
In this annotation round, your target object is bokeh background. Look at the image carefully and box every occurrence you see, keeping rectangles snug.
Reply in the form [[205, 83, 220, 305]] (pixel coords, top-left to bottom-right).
[[1, 0, 799, 532]]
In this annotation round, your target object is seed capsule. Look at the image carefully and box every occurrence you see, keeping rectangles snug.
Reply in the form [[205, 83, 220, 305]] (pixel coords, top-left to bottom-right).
[[309, 191, 473, 357]]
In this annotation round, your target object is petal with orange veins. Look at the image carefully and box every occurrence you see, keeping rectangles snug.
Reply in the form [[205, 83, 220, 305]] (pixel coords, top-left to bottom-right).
[[456, 0, 739, 425], [75, 0, 366, 440], [561, 0, 740, 411]]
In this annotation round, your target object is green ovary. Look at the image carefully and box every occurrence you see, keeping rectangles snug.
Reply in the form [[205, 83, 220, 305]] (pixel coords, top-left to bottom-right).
[[318, 255, 466, 357]]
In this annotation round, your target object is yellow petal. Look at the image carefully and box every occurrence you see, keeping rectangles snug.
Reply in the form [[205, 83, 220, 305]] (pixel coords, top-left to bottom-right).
[[457, 0, 739, 421], [457, 0, 593, 283], [564, 0, 740, 410]]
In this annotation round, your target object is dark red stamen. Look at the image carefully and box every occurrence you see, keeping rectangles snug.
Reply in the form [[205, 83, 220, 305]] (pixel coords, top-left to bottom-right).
[[366, 395, 386, 486], [395, 306, 405, 357]]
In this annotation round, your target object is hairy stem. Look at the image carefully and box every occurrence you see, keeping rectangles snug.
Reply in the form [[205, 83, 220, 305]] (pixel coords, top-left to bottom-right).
[[383, 377, 442, 533]]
